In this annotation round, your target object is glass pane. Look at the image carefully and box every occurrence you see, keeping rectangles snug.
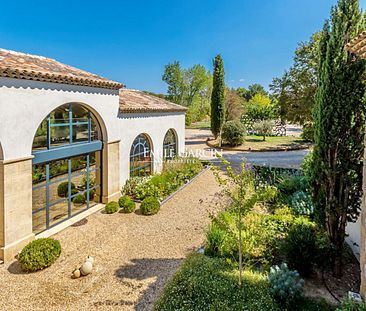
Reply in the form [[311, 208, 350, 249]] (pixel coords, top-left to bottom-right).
[[49, 179, 70, 204], [49, 200, 69, 226], [33, 210, 46, 234], [91, 116, 101, 141], [32, 163, 46, 185], [50, 125, 70, 147], [71, 168, 87, 191], [71, 155, 87, 175], [32, 119, 48, 151], [50, 104, 69, 124], [49, 159, 69, 179], [32, 185, 46, 212], [72, 105, 88, 123], [71, 191, 88, 215], [73, 124, 89, 143]]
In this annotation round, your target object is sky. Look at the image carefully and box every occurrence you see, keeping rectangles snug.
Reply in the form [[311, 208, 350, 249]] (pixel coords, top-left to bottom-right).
[[1, 0, 366, 94]]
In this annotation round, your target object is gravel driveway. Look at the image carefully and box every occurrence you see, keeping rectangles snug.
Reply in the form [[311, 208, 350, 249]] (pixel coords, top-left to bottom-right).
[[0, 169, 220, 311]]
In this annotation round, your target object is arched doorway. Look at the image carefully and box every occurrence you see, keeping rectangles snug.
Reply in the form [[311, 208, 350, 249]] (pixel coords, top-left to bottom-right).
[[163, 129, 178, 160], [130, 134, 153, 177], [31, 103, 103, 234]]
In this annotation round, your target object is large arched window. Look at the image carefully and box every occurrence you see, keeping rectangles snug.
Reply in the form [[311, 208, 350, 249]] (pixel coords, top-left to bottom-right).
[[32, 103, 103, 234], [130, 134, 153, 177], [163, 129, 178, 160]]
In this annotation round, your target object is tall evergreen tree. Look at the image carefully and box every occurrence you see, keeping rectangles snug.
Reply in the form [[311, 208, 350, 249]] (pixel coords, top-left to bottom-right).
[[211, 55, 225, 139], [311, 0, 366, 276]]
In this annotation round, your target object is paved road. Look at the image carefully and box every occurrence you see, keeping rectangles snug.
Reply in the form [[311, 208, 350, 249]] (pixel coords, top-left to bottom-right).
[[185, 128, 309, 169]]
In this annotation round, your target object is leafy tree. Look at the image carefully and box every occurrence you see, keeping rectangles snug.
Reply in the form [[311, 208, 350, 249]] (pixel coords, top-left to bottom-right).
[[162, 61, 185, 105], [184, 64, 210, 106], [245, 94, 275, 121], [310, 0, 366, 276], [225, 88, 245, 121], [244, 84, 268, 101], [211, 55, 226, 140], [270, 32, 321, 127]]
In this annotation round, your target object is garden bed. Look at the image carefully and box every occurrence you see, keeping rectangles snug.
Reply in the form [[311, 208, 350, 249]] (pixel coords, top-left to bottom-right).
[[122, 157, 207, 203], [207, 135, 312, 152]]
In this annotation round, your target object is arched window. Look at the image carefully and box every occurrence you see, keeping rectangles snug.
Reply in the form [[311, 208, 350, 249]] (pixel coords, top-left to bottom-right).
[[130, 134, 152, 177], [31, 103, 103, 234], [163, 129, 177, 160]]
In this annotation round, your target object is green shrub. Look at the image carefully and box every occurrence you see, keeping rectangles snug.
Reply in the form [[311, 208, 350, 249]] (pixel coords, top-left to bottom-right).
[[276, 175, 308, 196], [18, 238, 61, 272], [122, 157, 203, 201], [288, 191, 314, 216], [256, 184, 281, 205], [57, 182, 76, 197], [72, 194, 86, 205], [281, 217, 318, 276], [301, 122, 314, 142], [104, 201, 119, 214], [336, 297, 366, 311], [222, 120, 246, 146], [154, 253, 279, 311], [268, 263, 304, 307], [204, 222, 230, 257], [140, 196, 160, 215], [118, 195, 136, 213], [253, 120, 275, 140]]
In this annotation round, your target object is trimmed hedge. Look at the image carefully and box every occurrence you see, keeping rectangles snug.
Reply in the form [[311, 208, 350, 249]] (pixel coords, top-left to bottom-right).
[[119, 195, 136, 213], [18, 238, 61, 272], [104, 201, 119, 214], [140, 196, 160, 216], [57, 182, 76, 197]]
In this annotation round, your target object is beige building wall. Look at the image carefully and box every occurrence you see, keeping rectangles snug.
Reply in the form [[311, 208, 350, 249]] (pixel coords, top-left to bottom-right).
[[0, 157, 35, 261]]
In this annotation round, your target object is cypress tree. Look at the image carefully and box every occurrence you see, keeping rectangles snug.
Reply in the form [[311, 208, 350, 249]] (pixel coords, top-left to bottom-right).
[[211, 55, 225, 140], [311, 0, 366, 276]]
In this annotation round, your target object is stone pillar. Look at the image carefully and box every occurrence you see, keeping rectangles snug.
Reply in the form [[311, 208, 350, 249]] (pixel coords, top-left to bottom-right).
[[0, 157, 35, 262], [101, 140, 121, 203]]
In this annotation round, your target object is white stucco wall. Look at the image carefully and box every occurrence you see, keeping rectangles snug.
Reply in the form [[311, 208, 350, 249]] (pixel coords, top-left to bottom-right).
[[347, 217, 361, 260], [0, 77, 185, 186]]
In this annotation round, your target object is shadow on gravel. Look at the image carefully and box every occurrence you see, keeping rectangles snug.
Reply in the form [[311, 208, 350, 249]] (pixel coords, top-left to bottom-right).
[[113, 258, 183, 310]]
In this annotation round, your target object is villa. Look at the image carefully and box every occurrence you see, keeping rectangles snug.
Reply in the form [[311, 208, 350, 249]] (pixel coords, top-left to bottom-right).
[[0, 49, 186, 261]]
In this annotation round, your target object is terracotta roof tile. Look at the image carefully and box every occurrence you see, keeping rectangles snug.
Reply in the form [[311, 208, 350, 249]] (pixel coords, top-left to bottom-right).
[[0, 48, 123, 89], [346, 31, 366, 59], [119, 89, 187, 113]]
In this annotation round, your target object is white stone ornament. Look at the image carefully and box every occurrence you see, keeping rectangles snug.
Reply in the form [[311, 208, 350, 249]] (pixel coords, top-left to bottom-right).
[[86, 256, 94, 264], [80, 261, 93, 276]]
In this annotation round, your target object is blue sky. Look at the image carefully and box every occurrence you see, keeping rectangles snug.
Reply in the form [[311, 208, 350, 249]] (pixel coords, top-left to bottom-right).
[[1, 0, 366, 93]]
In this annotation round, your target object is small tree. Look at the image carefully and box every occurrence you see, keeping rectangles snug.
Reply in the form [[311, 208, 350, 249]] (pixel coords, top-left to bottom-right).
[[211, 55, 226, 142], [213, 158, 257, 286], [310, 0, 366, 276]]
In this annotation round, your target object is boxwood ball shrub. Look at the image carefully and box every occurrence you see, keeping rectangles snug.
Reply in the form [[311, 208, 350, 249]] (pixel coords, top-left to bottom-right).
[[140, 196, 160, 215], [118, 195, 136, 213], [268, 263, 304, 307], [19, 238, 61, 272], [72, 194, 86, 205], [222, 120, 246, 146], [57, 181, 76, 197], [104, 201, 119, 214]]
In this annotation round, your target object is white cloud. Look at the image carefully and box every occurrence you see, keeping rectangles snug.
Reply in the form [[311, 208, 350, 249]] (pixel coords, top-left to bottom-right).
[[239, 78, 245, 82]]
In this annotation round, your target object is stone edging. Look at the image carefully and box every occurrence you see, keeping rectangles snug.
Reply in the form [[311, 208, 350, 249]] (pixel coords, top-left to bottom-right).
[[206, 139, 313, 152]]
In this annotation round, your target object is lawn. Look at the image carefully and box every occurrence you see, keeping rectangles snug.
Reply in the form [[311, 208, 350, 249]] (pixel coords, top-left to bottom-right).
[[209, 134, 311, 151], [154, 254, 333, 311], [186, 119, 210, 129]]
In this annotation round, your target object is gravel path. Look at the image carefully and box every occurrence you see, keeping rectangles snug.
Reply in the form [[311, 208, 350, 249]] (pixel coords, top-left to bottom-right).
[[0, 169, 221, 311]]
